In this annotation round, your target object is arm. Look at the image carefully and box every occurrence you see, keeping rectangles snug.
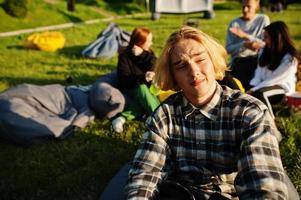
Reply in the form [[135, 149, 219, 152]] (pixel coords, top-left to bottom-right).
[[249, 66, 264, 87], [125, 114, 170, 200], [235, 106, 288, 199], [228, 27, 264, 52], [226, 16, 269, 56], [226, 23, 245, 56], [250, 55, 298, 91]]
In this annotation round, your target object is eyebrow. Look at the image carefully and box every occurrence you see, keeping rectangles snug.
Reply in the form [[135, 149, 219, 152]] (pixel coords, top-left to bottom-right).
[[172, 52, 204, 66]]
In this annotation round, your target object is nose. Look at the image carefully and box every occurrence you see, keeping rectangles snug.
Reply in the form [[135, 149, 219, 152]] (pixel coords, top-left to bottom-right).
[[188, 61, 200, 78]]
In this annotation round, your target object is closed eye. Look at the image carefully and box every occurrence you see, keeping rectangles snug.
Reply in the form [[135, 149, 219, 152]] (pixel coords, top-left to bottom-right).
[[174, 62, 189, 71], [196, 58, 205, 63]]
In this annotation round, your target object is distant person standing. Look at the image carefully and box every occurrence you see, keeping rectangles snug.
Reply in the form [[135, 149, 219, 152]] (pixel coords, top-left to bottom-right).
[[226, 0, 270, 90]]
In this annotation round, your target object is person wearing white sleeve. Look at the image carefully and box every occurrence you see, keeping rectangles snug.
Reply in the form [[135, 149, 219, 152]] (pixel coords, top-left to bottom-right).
[[226, 0, 270, 90], [248, 21, 300, 118]]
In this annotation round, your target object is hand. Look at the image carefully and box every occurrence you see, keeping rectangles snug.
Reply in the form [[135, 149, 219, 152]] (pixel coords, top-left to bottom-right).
[[230, 27, 248, 39], [244, 40, 264, 51], [246, 89, 253, 94], [132, 45, 143, 56], [145, 71, 155, 82]]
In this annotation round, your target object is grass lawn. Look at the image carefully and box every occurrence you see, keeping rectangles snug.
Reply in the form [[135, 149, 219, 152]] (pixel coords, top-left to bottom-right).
[[0, 1, 300, 199]]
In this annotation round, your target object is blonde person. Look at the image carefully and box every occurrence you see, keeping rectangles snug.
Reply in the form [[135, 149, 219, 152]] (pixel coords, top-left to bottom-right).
[[125, 26, 299, 199], [226, 0, 270, 90], [112, 27, 160, 133]]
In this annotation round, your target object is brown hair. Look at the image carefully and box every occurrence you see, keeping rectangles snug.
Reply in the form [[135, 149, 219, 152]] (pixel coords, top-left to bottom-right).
[[154, 26, 228, 91], [129, 27, 151, 48]]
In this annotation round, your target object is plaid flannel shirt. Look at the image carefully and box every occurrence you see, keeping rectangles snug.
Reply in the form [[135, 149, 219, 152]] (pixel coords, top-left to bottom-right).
[[125, 83, 288, 200]]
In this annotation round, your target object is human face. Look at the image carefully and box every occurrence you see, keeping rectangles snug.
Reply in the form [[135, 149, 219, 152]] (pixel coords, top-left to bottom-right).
[[263, 31, 271, 48], [242, 0, 258, 21], [171, 39, 217, 106], [141, 33, 152, 51]]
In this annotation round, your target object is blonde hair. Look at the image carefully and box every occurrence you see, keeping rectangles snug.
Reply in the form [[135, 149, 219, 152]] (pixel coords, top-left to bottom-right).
[[154, 26, 228, 91]]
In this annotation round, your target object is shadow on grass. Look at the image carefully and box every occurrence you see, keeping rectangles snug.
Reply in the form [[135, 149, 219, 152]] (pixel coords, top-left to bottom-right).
[[76, 0, 100, 6], [103, 3, 145, 15], [0, 123, 138, 200], [0, 76, 65, 88], [57, 45, 86, 58], [214, 2, 241, 10], [6, 45, 24, 50], [58, 45, 120, 64], [0, 72, 102, 88], [293, 35, 301, 41], [58, 9, 84, 23]]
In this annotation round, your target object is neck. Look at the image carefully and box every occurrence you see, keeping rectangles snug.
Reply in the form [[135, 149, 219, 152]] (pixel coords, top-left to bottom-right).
[[188, 83, 217, 107], [242, 14, 256, 21]]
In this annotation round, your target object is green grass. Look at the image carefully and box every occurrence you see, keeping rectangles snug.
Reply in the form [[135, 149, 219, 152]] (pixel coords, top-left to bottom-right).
[[0, 1, 301, 199], [0, 0, 146, 32]]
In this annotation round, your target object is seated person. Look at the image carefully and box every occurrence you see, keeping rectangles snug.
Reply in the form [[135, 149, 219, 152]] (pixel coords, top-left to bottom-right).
[[248, 21, 300, 118], [226, 0, 269, 90], [112, 27, 160, 133], [125, 26, 299, 199]]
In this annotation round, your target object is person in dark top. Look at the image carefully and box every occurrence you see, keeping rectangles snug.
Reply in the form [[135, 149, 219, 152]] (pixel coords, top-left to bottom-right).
[[112, 27, 160, 133]]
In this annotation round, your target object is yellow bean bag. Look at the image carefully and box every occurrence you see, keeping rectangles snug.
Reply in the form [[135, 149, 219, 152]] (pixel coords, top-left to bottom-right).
[[233, 77, 245, 93], [150, 84, 176, 102], [158, 90, 176, 102], [24, 31, 65, 52]]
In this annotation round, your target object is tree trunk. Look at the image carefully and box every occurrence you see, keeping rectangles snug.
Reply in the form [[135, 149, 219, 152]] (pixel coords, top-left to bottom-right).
[[67, 0, 75, 12]]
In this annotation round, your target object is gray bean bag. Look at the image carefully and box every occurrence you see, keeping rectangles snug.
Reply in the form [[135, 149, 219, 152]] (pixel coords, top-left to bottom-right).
[[81, 22, 130, 59], [89, 70, 126, 119], [0, 84, 94, 145]]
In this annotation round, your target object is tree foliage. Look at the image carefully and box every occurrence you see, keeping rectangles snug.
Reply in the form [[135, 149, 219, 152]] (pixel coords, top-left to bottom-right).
[[4, 0, 28, 18]]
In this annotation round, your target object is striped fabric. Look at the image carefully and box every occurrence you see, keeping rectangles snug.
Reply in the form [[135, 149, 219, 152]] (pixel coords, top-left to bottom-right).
[[125, 83, 288, 200]]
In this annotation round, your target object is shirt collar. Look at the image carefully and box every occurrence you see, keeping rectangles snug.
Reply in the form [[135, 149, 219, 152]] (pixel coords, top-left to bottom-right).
[[182, 82, 222, 120]]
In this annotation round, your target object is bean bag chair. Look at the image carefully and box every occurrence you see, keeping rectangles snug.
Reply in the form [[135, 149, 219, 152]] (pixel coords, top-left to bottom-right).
[[81, 22, 130, 59], [149, 84, 176, 102], [24, 31, 65, 52], [89, 70, 126, 119], [0, 84, 94, 145]]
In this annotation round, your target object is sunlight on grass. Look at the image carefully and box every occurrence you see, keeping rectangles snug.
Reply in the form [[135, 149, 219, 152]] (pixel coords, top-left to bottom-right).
[[0, 1, 301, 199]]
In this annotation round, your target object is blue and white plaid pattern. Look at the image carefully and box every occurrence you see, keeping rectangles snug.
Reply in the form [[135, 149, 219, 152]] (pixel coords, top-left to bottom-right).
[[125, 83, 288, 200]]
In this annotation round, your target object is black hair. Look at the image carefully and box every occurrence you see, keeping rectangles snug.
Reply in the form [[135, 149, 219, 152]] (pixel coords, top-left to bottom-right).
[[259, 21, 300, 70]]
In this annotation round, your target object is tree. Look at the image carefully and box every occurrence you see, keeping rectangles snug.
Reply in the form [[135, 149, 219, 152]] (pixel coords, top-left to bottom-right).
[[67, 0, 75, 12]]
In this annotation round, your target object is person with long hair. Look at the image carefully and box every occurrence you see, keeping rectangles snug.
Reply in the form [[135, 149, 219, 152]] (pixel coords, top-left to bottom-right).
[[248, 21, 300, 118], [111, 27, 160, 133], [226, 0, 270, 90], [125, 26, 299, 200]]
